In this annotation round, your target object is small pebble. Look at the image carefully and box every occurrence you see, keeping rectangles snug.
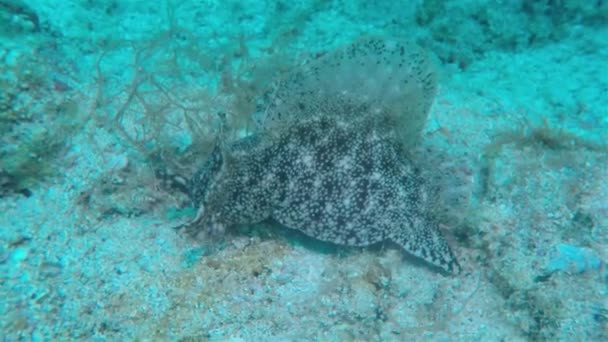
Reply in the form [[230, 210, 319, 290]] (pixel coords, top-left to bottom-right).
[[546, 243, 602, 274]]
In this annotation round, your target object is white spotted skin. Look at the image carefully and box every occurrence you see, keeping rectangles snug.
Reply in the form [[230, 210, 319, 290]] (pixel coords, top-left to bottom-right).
[[183, 114, 460, 274]]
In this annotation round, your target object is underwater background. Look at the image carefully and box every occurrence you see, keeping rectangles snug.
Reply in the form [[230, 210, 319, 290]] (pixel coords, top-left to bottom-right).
[[1, 0, 607, 340]]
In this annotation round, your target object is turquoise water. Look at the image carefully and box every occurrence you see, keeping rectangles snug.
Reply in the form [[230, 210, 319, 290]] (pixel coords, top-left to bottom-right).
[[1, 1, 607, 340]]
